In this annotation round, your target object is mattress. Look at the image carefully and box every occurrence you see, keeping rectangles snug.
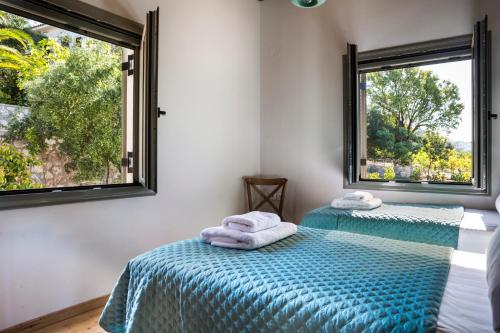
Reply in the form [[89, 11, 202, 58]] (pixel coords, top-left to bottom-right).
[[437, 222, 495, 333], [458, 209, 500, 254], [100, 227, 453, 333], [461, 209, 500, 232]]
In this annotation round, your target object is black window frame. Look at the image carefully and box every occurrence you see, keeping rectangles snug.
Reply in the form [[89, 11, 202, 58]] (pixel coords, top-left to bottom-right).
[[0, 0, 159, 209], [343, 17, 493, 195]]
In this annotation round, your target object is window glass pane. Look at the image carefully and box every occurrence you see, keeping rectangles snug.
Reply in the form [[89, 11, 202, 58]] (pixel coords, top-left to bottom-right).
[[359, 60, 473, 184], [0, 9, 134, 191]]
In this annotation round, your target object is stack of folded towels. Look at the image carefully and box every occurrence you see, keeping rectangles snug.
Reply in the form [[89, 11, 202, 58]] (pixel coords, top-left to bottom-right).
[[331, 191, 382, 210], [201, 211, 297, 250]]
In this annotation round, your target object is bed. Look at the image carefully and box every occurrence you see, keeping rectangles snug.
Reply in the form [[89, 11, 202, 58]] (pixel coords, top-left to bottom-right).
[[437, 249, 492, 333], [99, 222, 497, 333], [301, 204, 498, 249], [435, 209, 498, 333]]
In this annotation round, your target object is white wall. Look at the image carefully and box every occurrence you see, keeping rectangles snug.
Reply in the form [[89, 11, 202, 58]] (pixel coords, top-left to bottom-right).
[[0, 0, 261, 329], [261, 0, 499, 222]]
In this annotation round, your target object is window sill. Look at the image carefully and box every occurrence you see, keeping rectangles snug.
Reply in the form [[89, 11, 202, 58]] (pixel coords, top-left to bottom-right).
[[0, 184, 156, 211], [344, 180, 489, 196]]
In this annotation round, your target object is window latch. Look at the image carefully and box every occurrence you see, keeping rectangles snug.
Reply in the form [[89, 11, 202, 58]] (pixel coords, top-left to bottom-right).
[[158, 107, 166, 118], [488, 112, 498, 120], [121, 152, 134, 173], [121, 54, 134, 76]]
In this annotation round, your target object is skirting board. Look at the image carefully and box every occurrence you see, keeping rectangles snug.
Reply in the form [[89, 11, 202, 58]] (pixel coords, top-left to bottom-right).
[[0, 295, 109, 333]]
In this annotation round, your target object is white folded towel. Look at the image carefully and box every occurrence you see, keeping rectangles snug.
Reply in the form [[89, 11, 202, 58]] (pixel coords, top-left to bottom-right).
[[200, 222, 297, 250], [222, 211, 281, 233], [343, 191, 373, 201], [331, 198, 382, 210]]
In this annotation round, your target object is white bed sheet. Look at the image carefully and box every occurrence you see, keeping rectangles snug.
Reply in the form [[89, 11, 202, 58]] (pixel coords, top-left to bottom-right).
[[437, 209, 498, 333], [461, 209, 500, 232], [437, 250, 493, 333]]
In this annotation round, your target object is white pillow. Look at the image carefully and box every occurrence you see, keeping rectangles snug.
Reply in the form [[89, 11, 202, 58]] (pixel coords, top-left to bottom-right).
[[487, 226, 500, 330]]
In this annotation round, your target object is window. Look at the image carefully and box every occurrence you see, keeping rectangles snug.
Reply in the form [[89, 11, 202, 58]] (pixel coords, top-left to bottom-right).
[[344, 17, 493, 194], [0, 0, 159, 209]]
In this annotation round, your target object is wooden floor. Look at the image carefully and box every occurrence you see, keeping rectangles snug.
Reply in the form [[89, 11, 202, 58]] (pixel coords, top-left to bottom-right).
[[31, 308, 104, 333]]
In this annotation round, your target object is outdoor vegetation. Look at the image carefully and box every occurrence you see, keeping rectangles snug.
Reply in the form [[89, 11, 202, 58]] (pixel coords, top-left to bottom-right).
[[365, 66, 472, 183], [0, 10, 473, 190], [0, 10, 123, 190]]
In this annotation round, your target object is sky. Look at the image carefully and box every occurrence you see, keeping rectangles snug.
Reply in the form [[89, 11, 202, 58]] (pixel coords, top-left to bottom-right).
[[421, 60, 472, 142]]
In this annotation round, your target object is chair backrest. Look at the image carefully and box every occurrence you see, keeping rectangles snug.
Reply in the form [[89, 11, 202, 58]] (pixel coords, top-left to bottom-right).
[[243, 177, 288, 220]]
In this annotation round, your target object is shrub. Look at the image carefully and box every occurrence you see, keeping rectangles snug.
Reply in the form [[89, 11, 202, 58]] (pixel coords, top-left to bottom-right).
[[451, 172, 471, 183], [410, 167, 423, 181], [0, 143, 40, 190], [383, 166, 396, 180], [431, 172, 446, 182], [367, 172, 381, 180]]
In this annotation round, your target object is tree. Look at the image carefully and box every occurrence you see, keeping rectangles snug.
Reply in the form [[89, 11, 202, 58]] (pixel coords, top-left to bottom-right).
[[367, 108, 423, 164], [447, 150, 472, 182], [411, 132, 453, 180], [0, 11, 30, 30], [0, 13, 34, 105], [421, 132, 453, 178], [0, 27, 35, 70], [0, 29, 68, 88], [367, 108, 396, 160], [7, 40, 122, 184], [18, 38, 69, 88], [0, 10, 65, 105], [367, 67, 464, 165], [0, 143, 40, 190]]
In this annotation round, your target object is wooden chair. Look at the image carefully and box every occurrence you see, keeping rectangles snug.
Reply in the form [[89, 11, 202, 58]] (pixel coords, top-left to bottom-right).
[[243, 177, 288, 220]]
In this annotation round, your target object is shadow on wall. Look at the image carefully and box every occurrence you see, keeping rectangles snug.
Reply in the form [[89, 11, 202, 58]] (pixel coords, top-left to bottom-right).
[[85, 0, 143, 22]]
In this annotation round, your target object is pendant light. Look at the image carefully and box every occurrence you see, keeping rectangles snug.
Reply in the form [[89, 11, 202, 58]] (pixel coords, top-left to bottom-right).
[[290, 0, 327, 8]]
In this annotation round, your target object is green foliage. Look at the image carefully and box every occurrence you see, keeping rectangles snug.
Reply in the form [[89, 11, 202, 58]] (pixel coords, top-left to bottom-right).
[[431, 171, 446, 182], [410, 167, 423, 181], [0, 10, 63, 105], [0, 19, 34, 104], [366, 67, 464, 165], [383, 166, 396, 180], [0, 28, 68, 87], [0, 11, 29, 30], [451, 172, 471, 183], [447, 150, 472, 174], [366, 108, 396, 160], [406, 132, 471, 182], [0, 26, 36, 71], [367, 108, 424, 165], [8, 40, 122, 184], [447, 150, 472, 182], [420, 132, 453, 179], [367, 172, 381, 180], [16, 38, 68, 89], [411, 150, 431, 177], [0, 143, 41, 190], [0, 68, 23, 104], [365, 66, 473, 184]]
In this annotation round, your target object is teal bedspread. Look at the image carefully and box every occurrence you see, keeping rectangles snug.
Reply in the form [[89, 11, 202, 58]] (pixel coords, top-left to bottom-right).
[[301, 203, 464, 248], [100, 227, 452, 333]]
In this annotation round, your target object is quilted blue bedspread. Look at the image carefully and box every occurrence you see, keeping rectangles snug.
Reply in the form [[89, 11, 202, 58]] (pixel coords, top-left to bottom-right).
[[301, 203, 464, 248], [100, 227, 452, 333]]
